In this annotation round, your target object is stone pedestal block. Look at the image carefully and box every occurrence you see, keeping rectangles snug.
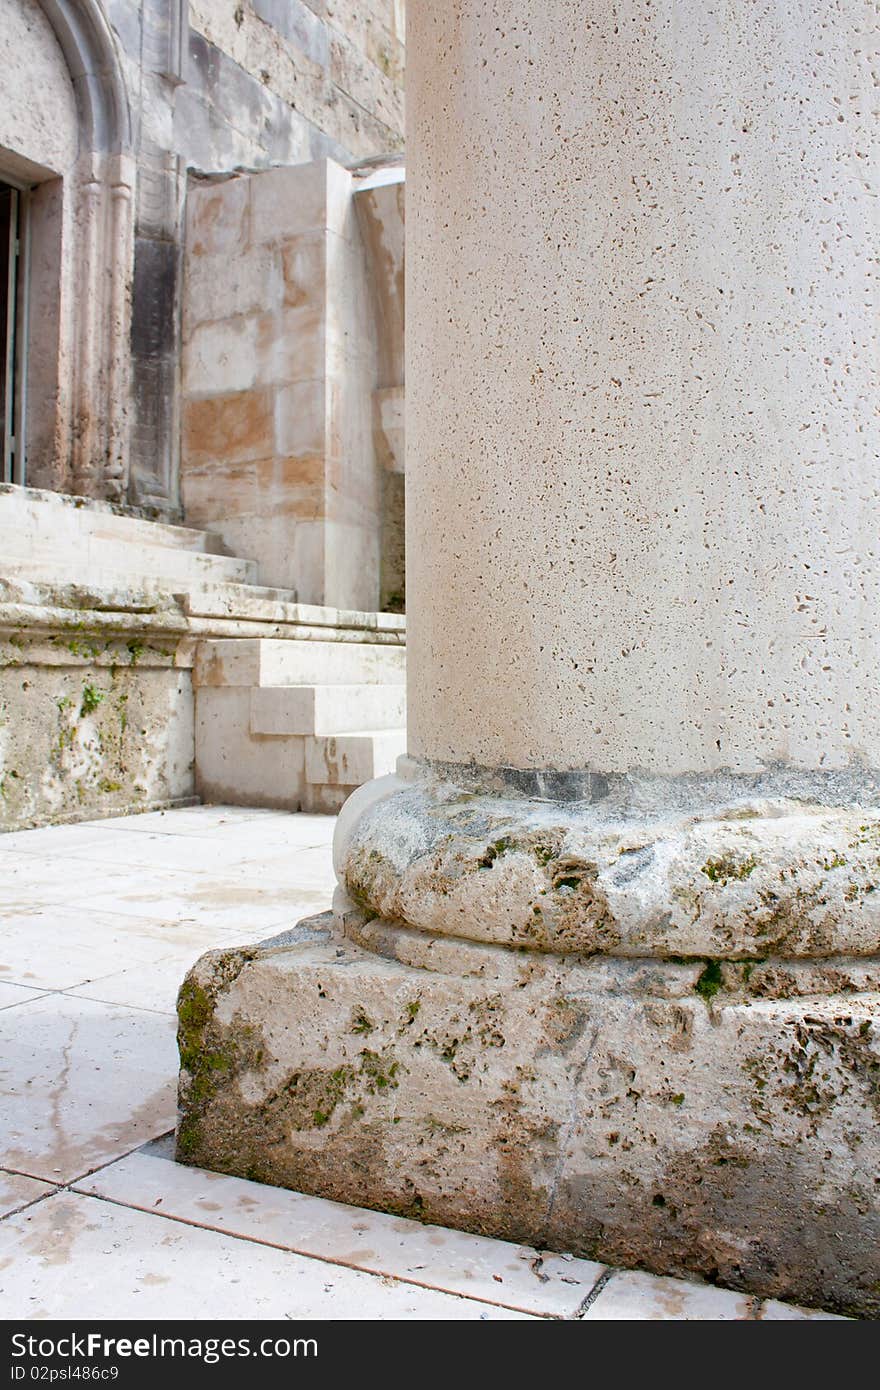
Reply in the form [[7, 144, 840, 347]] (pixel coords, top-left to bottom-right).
[[177, 893, 879, 1317]]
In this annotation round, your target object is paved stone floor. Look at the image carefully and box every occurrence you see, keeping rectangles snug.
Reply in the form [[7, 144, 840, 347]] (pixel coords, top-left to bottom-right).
[[0, 807, 844, 1320]]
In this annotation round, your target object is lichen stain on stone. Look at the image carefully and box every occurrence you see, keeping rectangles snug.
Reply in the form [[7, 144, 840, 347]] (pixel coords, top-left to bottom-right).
[[539, 995, 592, 1054], [487, 1073, 559, 1248], [740, 881, 863, 957], [549, 860, 618, 953], [346, 828, 624, 956], [412, 994, 507, 1081], [643, 1001, 695, 1052], [285, 1065, 357, 1129], [176, 949, 261, 1161], [701, 853, 758, 885]]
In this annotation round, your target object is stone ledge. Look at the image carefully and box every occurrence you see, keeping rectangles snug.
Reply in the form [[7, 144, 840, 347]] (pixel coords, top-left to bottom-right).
[[0, 576, 406, 645]]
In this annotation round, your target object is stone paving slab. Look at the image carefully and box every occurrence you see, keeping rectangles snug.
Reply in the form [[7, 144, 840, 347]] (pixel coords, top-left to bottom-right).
[[78, 875, 327, 932], [0, 1192, 532, 1320], [759, 1298, 846, 1321], [82, 806, 334, 841], [0, 851, 158, 912], [0, 806, 853, 1319], [31, 828, 336, 879], [0, 823, 131, 855], [66, 958, 213, 1016], [0, 905, 217, 992], [581, 1269, 756, 1320], [77, 1150, 605, 1318], [0, 982, 46, 1009], [0, 1171, 57, 1219], [0, 993, 177, 1183]]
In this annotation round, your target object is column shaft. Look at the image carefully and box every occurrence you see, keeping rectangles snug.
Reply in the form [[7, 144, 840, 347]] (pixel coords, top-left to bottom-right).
[[408, 0, 879, 777]]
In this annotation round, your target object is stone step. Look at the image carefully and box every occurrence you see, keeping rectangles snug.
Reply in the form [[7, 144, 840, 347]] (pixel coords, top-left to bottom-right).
[[0, 482, 228, 555], [304, 730, 407, 786], [0, 484, 258, 590], [182, 586, 405, 635], [6, 548, 257, 589], [195, 638, 406, 689], [251, 684, 407, 736], [195, 640, 407, 814]]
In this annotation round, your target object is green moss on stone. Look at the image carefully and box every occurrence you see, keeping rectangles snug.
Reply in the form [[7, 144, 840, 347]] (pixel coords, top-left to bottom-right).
[[359, 1049, 401, 1093], [701, 853, 758, 885], [695, 960, 724, 1002], [80, 683, 105, 715], [178, 979, 213, 1038]]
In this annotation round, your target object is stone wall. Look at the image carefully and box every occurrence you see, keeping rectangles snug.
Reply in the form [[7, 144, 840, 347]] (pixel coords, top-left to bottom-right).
[[180, 0, 405, 171], [116, 0, 405, 517], [181, 157, 404, 612], [0, 614, 195, 831], [0, 0, 405, 517], [354, 169, 405, 611]]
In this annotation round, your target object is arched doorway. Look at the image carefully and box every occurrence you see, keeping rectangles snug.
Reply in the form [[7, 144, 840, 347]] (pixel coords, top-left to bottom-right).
[[0, 0, 133, 501]]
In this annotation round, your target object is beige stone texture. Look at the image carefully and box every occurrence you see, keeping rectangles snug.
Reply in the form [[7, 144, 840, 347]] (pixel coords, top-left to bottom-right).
[[355, 169, 406, 610], [0, 2, 135, 505], [0, 485, 405, 828], [181, 160, 398, 609], [372, 385, 404, 473], [182, 391, 276, 469], [355, 161, 406, 640], [0, 0, 405, 517], [187, 176, 251, 258], [0, 629, 194, 831], [406, 0, 880, 777], [355, 171, 404, 388], [193, 633, 406, 812], [336, 768, 880, 960], [177, 913, 880, 1318], [189, 0, 404, 160], [0, 0, 78, 177], [183, 317, 261, 397], [179, 0, 880, 1320]]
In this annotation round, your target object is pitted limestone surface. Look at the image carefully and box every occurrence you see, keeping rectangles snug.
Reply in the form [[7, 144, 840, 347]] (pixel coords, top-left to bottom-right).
[[177, 916, 880, 1317], [337, 773, 880, 959], [407, 0, 880, 776]]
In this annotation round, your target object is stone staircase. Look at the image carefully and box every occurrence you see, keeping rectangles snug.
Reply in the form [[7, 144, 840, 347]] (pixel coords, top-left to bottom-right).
[[194, 638, 407, 813], [0, 483, 258, 592], [0, 484, 407, 821]]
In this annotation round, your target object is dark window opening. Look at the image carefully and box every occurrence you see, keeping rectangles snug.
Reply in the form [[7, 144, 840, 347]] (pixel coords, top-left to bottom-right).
[[1, 180, 24, 485]]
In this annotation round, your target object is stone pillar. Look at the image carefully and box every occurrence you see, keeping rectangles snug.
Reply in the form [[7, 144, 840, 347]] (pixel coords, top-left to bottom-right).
[[405, 0, 879, 784], [178, 0, 880, 1316]]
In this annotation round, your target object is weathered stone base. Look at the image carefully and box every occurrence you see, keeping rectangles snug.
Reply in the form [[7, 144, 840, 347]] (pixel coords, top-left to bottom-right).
[[177, 910, 880, 1317]]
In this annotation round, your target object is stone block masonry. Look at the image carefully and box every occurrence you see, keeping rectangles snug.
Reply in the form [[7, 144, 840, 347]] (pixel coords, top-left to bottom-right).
[[181, 158, 403, 614], [0, 486, 406, 829], [0, 0, 404, 517], [179, 917, 879, 1316]]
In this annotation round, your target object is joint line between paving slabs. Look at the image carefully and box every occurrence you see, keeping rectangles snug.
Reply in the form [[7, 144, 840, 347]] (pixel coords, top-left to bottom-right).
[[0, 1189, 63, 1221], [65, 1189, 562, 1319], [572, 1268, 614, 1318]]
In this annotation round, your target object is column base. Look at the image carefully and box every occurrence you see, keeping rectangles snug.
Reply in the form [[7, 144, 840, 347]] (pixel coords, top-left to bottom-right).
[[177, 905, 880, 1317]]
